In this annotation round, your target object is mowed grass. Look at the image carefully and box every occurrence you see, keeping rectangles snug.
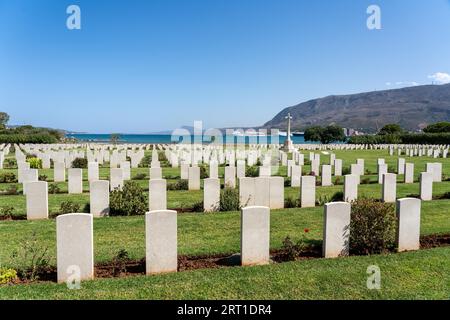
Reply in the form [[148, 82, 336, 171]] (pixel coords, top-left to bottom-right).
[[0, 246, 449, 300]]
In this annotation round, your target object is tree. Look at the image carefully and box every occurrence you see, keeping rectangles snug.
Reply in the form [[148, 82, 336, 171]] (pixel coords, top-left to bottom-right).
[[304, 126, 324, 143], [110, 133, 121, 145], [378, 124, 403, 135], [322, 125, 346, 144], [304, 125, 346, 144], [0, 112, 10, 130], [423, 122, 450, 133]]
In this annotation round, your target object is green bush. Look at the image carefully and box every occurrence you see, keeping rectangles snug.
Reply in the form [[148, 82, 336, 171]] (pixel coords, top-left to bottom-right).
[[10, 231, 51, 281], [245, 166, 259, 177], [71, 157, 88, 169], [191, 201, 204, 212], [167, 179, 188, 191], [27, 157, 42, 169], [220, 187, 240, 212], [38, 174, 48, 182], [4, 158, 17, 169], [280, 230, 311, 261], [110, 181, 147, 216], [0, 172, 17, 183], [111, 249, 130, 276], [0, 133, 59, 144], [200, 166, 208, 179], [0, 268, 18, 284], [284, 197, 298, 208], [132, 173, 147, 180], [284, 178, 291, 187], [59, 201, 80, 214], [350, 198, 397, 255], [330, 191, 344, 202], [138, 154, 151, 168]]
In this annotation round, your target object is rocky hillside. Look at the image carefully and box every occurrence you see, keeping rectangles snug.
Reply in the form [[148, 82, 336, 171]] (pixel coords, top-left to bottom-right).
[[264, 84, 450, 133]]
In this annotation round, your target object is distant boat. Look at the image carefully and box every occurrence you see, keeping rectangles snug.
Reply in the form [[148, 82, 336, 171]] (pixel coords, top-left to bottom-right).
[[232, 130, 267, 137], [278, 131, 294, 137], [292, 132, 304, 136]]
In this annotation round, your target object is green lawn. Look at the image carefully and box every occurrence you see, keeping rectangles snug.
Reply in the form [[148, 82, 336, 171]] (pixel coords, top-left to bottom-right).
[[1, 246, 449, 300]]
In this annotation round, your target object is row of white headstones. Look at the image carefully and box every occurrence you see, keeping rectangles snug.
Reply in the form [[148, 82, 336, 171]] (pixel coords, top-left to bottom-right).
[[25, 163, 439, 219], [56, 198, 421, 284]]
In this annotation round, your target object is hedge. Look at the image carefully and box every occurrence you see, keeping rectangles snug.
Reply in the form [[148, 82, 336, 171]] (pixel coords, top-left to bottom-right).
[[0, 134, 59, 144]]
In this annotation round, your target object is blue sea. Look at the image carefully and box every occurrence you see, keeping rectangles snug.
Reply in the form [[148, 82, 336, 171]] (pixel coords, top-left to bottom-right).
[[66, 133, 311, 144]]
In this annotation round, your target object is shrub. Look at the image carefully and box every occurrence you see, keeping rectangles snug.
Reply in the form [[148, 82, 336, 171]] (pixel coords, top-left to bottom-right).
[[284, 178, 291, 187], [191, 201, 204, 212], [71, 157, 88, 169], [132, 173, 147, 180], [199, 166, 208, 179], [280, 229, 311, 261], [330, 191, 344, 202], [4, 158, 17, 169], [350, 198, 397, 255], [0, 268, 18, 284], [245, 166, 259, 177], [10, 231, 51, 281], [316, 194, 331, 206], [334, 176, 342, 185], [342, 167, 351, 175], [59, 201, 80, 214], [48, 183, 61, 194], [110, 181, 147, 216], [219, 187, 240, 212], [361, 177, 371, 184], [0, 206, 15, 219], [167, 179, 188, 191], [0, 133, 59, 144], [27, 157, 42, 169], [38, 175, 48, 182], [284, 197, 298, 208], [111, 249, 130, 276], [0, 172, 17, 183], [138, 154, 151, 168]]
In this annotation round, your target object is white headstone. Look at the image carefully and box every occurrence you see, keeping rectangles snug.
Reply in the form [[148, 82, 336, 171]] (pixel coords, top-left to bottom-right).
[[68, 168, 83, 194], [90, 180, 110, 217], [149, 179, 167, 211], [145, 210, 177, 274], [322, 202, 351, 258], [26, 181, 48, 220], [300, 176, 316, 208], [203, 178, 220, 212], [57, 213, 94, 283], [382, 173, 397, 203], [396, 198, 421, 252], [241, 206, 270, 266]]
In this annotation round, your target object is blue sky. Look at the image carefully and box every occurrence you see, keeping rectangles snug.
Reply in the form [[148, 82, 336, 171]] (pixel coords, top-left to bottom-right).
[[1, 0, 450, 133]]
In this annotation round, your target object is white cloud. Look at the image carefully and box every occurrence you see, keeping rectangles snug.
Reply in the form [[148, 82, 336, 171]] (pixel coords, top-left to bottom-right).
[[428, 72, 450, 85]]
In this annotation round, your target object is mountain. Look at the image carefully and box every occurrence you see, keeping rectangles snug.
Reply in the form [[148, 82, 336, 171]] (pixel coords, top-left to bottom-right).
[[263, 84, 450, 133]]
